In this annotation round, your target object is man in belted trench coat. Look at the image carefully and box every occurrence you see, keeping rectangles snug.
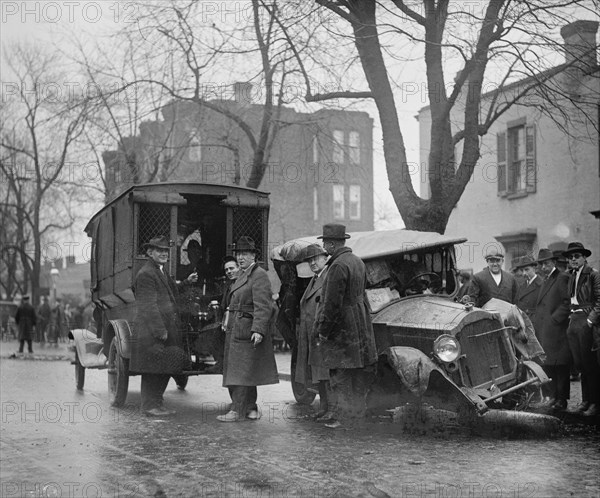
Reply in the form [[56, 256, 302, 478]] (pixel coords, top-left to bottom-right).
[[218, 236, 278, 422], [563, 242, 600, 417], [132, 236, 198, 417], [533, 248, 572, 412], [314, 224, 378, 428]]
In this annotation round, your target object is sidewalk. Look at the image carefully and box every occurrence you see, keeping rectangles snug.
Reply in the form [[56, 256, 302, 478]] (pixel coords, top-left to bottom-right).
[[0, 338, 293, 380]]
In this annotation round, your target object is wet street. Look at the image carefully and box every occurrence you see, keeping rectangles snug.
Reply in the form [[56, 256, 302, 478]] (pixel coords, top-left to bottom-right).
[[1, 352, 599, 498]]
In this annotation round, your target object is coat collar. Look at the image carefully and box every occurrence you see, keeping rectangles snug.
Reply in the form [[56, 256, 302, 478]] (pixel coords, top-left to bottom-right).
[[230, 263, 259, 293], [327, 246, 352, 266], [302, 267, 328, 302]]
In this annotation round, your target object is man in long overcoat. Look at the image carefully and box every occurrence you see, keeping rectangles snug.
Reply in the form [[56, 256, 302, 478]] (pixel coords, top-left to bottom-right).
[[515, 255, 542, 320], [218, 236, 279, 422], [466, 248, 519, 308], [564, 241, 600, 417], [132, 236, 197, 416], [15, 295, 36, 354], [314, 224, 378, 428], [295, 244, 333, 420], [37, 296, 50, 343], [533, 248, 571, 411]]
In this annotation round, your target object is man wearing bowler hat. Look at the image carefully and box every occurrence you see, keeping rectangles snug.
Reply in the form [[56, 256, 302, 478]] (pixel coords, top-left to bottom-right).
[[533, 248, 572, 412], [314, 224, 378, 428], [563, 242, 600, 416], [466, 247, 519, 308], [515, 255, 542, 321], [132, 236, 198, 417]]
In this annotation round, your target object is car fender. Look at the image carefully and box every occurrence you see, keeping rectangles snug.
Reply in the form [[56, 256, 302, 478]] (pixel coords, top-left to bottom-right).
[[71, 329, 107, 368], [107, 319, 132, 359], [382, 346, 487, 413]]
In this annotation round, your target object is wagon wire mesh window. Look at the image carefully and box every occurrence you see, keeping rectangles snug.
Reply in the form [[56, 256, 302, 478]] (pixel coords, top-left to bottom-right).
[[137, 204, 171, 255], [232, 208, 265, 261]]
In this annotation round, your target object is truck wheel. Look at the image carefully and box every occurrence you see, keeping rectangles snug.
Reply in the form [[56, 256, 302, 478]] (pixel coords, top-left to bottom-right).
[[291, 348, 316, 405], [75, 350, 85, 391], [173, 375, 188, 390], [108, 337, 129, 407]]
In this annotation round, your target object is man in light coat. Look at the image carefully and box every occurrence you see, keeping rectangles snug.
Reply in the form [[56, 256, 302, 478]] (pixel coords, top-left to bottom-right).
[[314, 224, 378, 428], [218, 236, 279, 422]]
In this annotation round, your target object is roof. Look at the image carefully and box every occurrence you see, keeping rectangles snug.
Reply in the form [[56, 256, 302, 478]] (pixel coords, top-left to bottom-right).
[[85, 182, 270, 234], [272, 228, 467, 262]]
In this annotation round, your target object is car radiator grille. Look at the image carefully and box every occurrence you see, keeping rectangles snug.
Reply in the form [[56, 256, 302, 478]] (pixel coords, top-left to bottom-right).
[[458, 322, 513, 388]]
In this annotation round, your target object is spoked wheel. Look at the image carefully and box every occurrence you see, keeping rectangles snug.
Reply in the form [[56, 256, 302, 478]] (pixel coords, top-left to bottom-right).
[[290, 347, 317, 405], [74, 349, 85, 391], [108, 337, 129, 407], [173, 375, 189, 391]]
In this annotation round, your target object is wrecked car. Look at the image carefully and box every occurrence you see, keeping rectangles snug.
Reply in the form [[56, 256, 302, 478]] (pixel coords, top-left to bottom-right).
[[272, 229, 554, 427]]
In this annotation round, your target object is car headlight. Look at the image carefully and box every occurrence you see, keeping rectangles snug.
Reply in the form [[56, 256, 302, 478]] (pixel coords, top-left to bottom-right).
[[433, 334, 461, 363]]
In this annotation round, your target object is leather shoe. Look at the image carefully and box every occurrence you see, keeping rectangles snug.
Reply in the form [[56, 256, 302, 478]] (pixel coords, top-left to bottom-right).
[[551, 400, 568, 412], [316, 411, 336, 423], [324, 420, 342, 429], [216, 410, 240, 422], [582, 403, 599, 417], [568, 401, 590, 414], [246, 410, 260, 420], [145, 407, 176, 417]]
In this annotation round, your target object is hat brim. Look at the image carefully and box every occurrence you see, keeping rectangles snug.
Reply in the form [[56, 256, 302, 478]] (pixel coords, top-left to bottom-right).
[[536, 255, 557, 263], [317, 234, 350, 240], [562, 248, 591, 257]]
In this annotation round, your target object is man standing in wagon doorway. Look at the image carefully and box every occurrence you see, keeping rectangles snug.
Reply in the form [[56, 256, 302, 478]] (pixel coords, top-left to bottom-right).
[[314, 223, 378, 428]]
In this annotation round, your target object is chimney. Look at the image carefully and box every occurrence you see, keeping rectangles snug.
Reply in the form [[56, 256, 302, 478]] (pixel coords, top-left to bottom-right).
[[233, 82, 253, 105], [560, 20, 599, 75]]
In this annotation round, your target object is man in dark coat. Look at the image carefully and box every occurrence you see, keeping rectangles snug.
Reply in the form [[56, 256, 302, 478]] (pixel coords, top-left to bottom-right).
[[466, 247, 519, 308], [314, 224, 378, 428], [533, 248, 572, 412], [564, 242, 600, 417], [132, 236, 198, 417], [515, 255, 542, 320], [218, 236, 279, 422], [15, 296, 36, 354]]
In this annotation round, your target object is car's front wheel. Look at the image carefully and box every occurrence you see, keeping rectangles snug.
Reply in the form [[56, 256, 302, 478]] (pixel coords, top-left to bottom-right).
[[290, 347, 317, 405]]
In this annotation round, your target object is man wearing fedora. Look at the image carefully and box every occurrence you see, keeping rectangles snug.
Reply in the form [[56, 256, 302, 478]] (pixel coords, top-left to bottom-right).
[[295, 244, 334, 421], [563, 242, 600, 417], [533, 248, 572, 412], [15, 295, 36, 355], [466, 247, 519, 308], [515, 255, 542, 321], [132, 236, 198, 417], [314, 224, 378, 428], [218, 236, 279, 422]]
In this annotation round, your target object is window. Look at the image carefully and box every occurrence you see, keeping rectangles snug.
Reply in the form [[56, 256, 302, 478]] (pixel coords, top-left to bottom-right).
[[497, 122, 536, 196], [333, 130, 344, 163], [313, 187, 319, 221], [333, 184, 345, 219], [189, 129, 202, 162], [349, 185, 361, 220], [348, 131, 360, 163]]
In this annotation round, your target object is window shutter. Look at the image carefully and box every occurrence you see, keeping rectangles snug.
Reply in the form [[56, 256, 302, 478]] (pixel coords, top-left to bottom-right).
[[497, 131, 507, 195], [525, 124, 536, 193]]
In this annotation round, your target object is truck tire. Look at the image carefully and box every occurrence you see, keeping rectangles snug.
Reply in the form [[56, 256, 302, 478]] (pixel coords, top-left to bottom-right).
[[108, 337, 129, 407], [75, 350, 85, 391], [291, 347, 316, 405]]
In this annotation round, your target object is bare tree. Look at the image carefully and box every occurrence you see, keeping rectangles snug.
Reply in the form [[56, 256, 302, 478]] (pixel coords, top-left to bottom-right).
[[0, 43, 92, 302], [286, 0, 599, 233]]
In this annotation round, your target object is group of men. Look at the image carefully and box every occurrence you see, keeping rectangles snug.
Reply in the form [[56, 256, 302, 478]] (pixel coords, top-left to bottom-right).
[[462, 241, 600, 417], [133, 223, 376, 428]]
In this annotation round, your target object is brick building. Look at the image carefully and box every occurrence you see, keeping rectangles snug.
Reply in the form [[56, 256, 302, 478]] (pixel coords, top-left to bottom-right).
[[418, 20, 600, 272], [103, 89, 374, 249]]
